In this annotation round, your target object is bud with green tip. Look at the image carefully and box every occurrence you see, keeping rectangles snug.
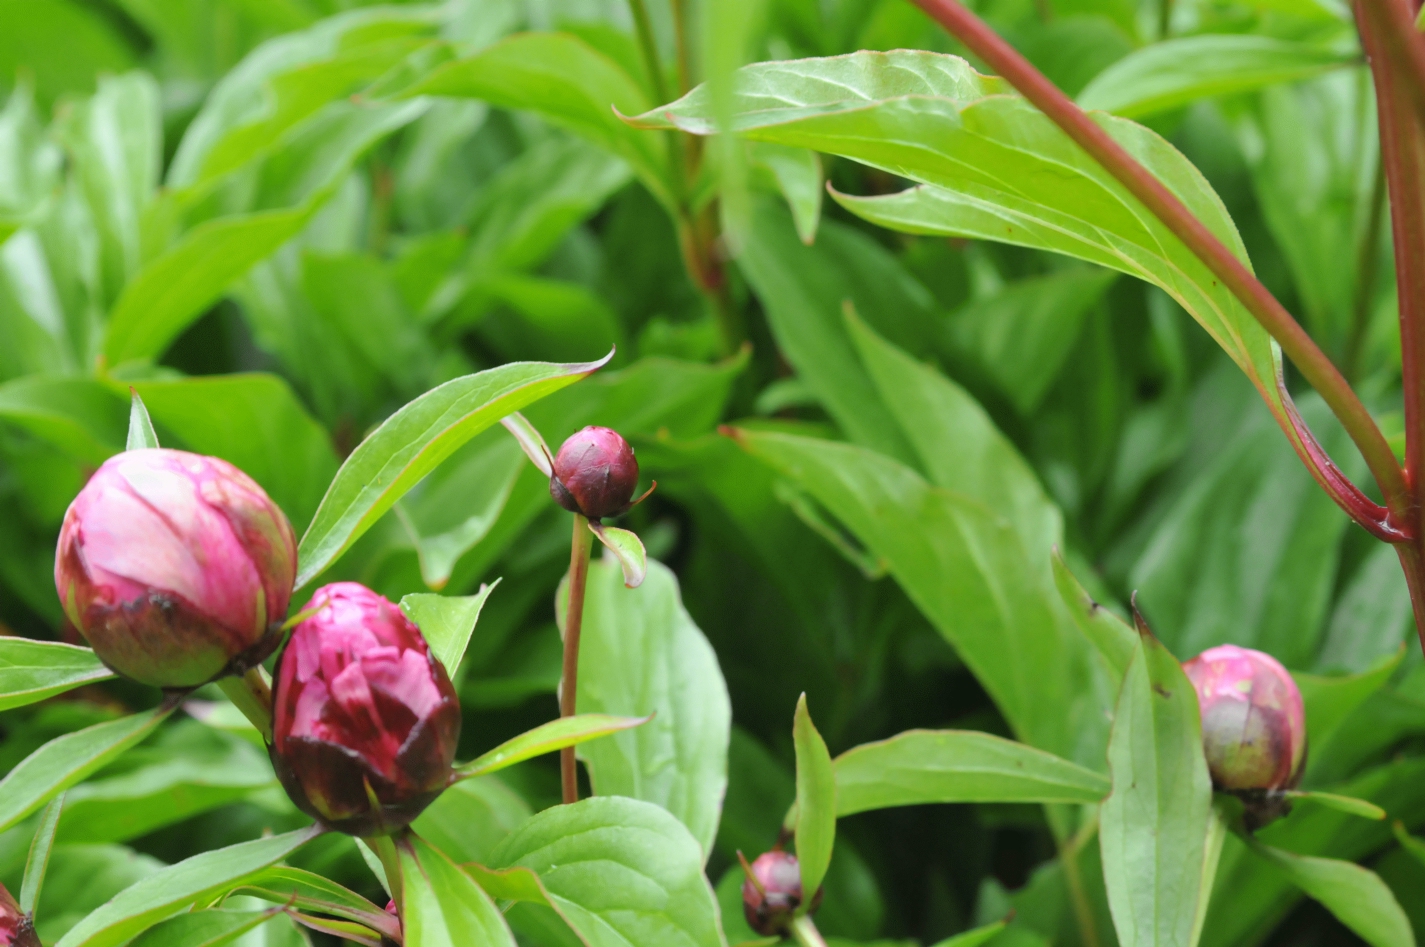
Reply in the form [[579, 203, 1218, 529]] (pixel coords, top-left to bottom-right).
[[1183, 644, 1306, 792]]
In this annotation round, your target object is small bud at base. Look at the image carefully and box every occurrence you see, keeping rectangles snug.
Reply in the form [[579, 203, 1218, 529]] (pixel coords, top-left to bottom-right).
[[742, 851, 821, 936], [549, 426, 640, 520], [1183, 644, 1306, 793]]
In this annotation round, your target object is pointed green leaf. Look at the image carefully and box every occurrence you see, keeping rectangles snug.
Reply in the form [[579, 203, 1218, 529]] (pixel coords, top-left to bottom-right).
[[0, 639, 115, 713], [1281, 791, 1387, 821], [929, 920, 1010, 947], [401, 579, 501, 677], [125, 390, 159, 450], [128, 909, 277, 947], [500, 412, 554, 477], [793, 694, 835, 902], [1052, 550, 1136, 682], [296, 353, 611, 588], [232, 866, 398, 941], [20, 791, 64, 914], [398, 834, 517, 947], [455, 713, 652, 780], [1246, 839, 1415, 947]]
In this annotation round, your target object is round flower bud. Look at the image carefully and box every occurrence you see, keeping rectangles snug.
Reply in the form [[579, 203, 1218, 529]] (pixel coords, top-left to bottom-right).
[[1183, 644, 1306, 792], [0, 883, 38, 947], [742, 851, 821, 936], [54, 449, 297, 689], [549, 426, 640, 520], [271, 583, 461, 837]]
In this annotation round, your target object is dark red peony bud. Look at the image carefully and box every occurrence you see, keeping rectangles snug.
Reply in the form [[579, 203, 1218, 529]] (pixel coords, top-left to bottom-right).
[[54, 449, 297, 689], [271, 583, 461, 837], [742, 851, 821, 936], [549, 426, 641, 520], [1183, 644, 1306, 792], [0, 883, 38, 947]]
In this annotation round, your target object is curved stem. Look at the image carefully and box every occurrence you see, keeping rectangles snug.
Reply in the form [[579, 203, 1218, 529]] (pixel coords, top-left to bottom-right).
[[561, 513, 595, 805], [790, 915, 829, 947], [907, 0, 1411, 536]]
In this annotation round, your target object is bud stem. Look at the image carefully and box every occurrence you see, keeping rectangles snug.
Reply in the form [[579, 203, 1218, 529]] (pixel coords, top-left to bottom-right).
[[790, 915, 828, 947], [561, 513, 595, 805], [217, 667, 274, 743]]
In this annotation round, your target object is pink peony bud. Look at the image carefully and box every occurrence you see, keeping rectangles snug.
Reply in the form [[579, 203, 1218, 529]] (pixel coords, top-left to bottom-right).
[[0, 883, 38, 947], [271, 583, 461, 837], [742, 851, 821, 936], [549, 426, 641, 520], [54, 449, 297, 689], [1183, 644, 1306, 792]]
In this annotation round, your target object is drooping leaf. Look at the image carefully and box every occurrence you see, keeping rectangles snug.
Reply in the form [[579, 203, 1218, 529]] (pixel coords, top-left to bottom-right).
[[401, 580, 500, 676], [1100, 630, 1216, 947], [833, 730, 1110, 816], [560, 558, 731, 859], [397, 835, 517, 947], [1245, 839, 1414, 947], [793, 693, 836, 901], [455, 713, 652, 780], [588, 522, 648, 589], [0, 639, 114, 713], [295, 353, 611, 589]]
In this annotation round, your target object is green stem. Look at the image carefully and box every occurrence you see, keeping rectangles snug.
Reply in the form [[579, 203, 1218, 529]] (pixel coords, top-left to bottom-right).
[[561, 513, 595, 805], [217, 668, 273, 743], [1058, 818, 1102, 947], [670, 0, 693, 94], [627, 0, 672, 106], [371, 834, 404, 913], [907, 0, 1411, 540], [789, 915, 828, 947]]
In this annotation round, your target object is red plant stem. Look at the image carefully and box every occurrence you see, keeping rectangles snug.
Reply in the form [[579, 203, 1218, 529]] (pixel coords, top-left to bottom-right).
[[907, 0, 1412, 539], [561, 514, 595, 805], [1357, 0, 1425, 649]]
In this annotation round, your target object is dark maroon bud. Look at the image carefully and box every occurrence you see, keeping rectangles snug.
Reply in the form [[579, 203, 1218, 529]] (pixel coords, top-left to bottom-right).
[[549, 426, 641, 520], [0, 884, 38, 947], [742, 851, 821, 936], [271, 583, 461, 837], [1183, 644, 1306, 792]]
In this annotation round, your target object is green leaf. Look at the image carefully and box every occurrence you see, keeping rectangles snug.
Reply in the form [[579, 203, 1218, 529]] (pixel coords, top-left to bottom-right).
[[398, 834, 517, 947], [55, 826, 321, 947], [491, 796, 725, 947], [1245, 838, 1415, 947], [125, 390, 158, 450], [128, 909, 276, 947], [588, 523, 648, 589], [1077, 36, 1352, 119], [750, 142, 823, 245], [0, 639, 114, 713], [455, 713, 652, 780], [501, 411, 553, 477], [1100, 630, 1216, 947], [295, 353, 610, 589], [833, 730, 1109, 816], [793, 693, 836, 901], [0, 376, 125, 467], [1282, 791, 1387, 821], [30, 843, 164, 944], [560, 557, 731, 859], [1293, 648, 1404, 747], [928, 920, 1009, 947], [403, 32, 672, 207], [231, 866, 398, 941], [0, 706, 174, 835], [1052, 550, 1136, 683], [21, 790, 65, 914], [412, 776, 532, 867], [401, 580, 501, 677]]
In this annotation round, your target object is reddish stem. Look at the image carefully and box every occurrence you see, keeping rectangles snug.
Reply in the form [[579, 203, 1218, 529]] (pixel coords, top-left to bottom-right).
[[907, 0, 1412, 541], [561, 514, 595, 805]]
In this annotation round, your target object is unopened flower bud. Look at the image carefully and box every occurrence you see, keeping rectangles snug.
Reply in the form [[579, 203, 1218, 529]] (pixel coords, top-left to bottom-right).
[[271, 583, 461, 837], [549, 426, 640, 520], [742, 851, 821, 936], [0, 883, 38, 947], [54, 449, 297, 689], [1183, 644, 1306, 792]]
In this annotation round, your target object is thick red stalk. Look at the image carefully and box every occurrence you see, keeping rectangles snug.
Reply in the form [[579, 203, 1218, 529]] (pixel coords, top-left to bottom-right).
[[907, 0, 1412, 542], [561, 514, 594, 805]]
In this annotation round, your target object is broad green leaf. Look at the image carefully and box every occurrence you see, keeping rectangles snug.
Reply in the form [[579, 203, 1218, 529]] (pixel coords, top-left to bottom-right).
[[295, 353, 610, 589], [55, 826, 321, 947], [21, 791, 64, 913], [0, 376, 125, 466], [401, 580, 500, 676], [736, 427, 1107, 764], [561, 558, 731, 859], [124, 374, 340, 533], [30, 843, 164, 944], [455, 713, 652, 780], [398, 834, 517, 947], [1282, 791, 1387, 821], [1294, 648, 1404, 747], [833, 730, 1109, 816], [588, 523, 648, 589], [0, 706, 174, 835], [128, 909, 276, 947], [793, 693, 836, 901], [463, 863, 558, 907], [929, 921, 1009, 947], [750, 142, 823, 244], [468, 276, 627, 369], [1245, 839, 1414, 947], [403, 33, 672, 207], [491, 795, 725, 947], [125, 390, 158, 450], [1077, 36, 1352, 119], [412, 776, 532, 866], [1052, 550, 1136, 683], [0, 639, 114, 713], [231, 866, 398, 940], [1100, 631, 1215, 947]]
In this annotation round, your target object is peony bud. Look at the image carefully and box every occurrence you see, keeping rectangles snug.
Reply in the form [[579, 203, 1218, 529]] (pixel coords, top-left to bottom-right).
[[54, 449, 297, 689], [742, 851, 821, 936], [271, 583, 461, 837], [549, 426, 640, 520], [1183, 644, 1306, 792], [0, 883, 38, 947]]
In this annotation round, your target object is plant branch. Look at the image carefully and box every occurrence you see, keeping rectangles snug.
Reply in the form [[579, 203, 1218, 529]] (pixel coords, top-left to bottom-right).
[[907, 0, 1412, 539], [561, 513, 595, 805], [1361, 0, 1425, 131]]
